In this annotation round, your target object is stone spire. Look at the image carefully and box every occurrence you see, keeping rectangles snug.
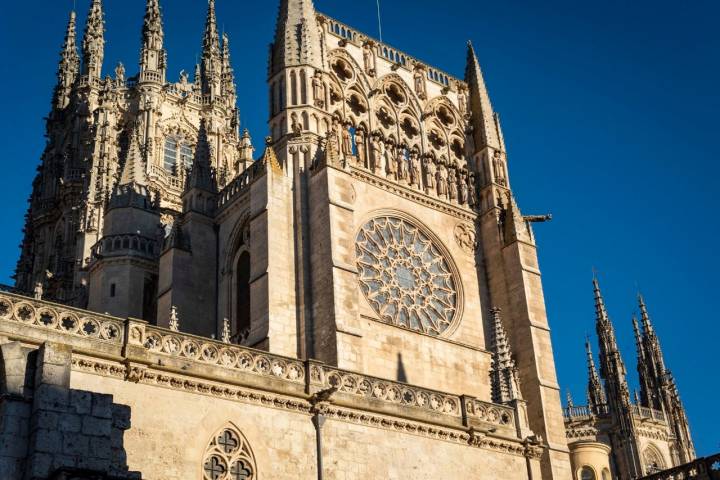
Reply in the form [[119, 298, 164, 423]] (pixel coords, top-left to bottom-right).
[[119, 127, 147, 187], [139, 0, 166, 82], [200, 0, 222, 97], [633, 314, 654, 408], [109, 126, 152, 210], [270, 0, 323, 75], [81, 0, 105, 79], [489, 307, 522, 404], [593, 278, 631, 408], [465, 41, 502, 153], [585, 336, 606, 411], [221, 33, 237, 102], [54, 11, 80, 109], [186, 119, 217, 194]]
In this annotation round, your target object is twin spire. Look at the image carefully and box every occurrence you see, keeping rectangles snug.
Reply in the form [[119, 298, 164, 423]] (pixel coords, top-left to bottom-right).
[[81, 0, 105, 79], [271, 0, 323, 75], [55, 11, 80, 108]]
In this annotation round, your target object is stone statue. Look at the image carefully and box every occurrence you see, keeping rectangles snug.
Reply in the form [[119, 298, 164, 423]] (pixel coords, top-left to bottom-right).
[[458, 172, 469, 205], [457, 86, 468, 119], [397, 149, 408, 182], [115, 62, 125, 83], [448, 169, 458, 201], [179, 69, 189, 86], [467, 173, 477, 208], [341, 124, 353, 158], [410, 151, 421, 188], [34, 281, 44, 300], [355, 128, 367, 168], [385, 142, 397, 178], [363, 43, 375, 76], [291, 113, 302, 135], [414, 70, 426, 99], [436, 163, 448, 197], [312, 71, 325, 107], [370, 134, 383, 174], [423, 157, 436, 194]]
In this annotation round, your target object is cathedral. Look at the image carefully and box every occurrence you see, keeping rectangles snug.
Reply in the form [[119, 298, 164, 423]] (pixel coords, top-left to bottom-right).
[[0, 0, 705, 479]]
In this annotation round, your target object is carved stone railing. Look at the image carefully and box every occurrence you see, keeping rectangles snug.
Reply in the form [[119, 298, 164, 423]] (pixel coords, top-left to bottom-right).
[[132, 323, 306, 385], [91, 233, 160, 261], [310, 363, 461, 417], [148, 163, 186, 192], [217, 161, 265, 210], [0, 291, 527, 441], [138, 70, 163, 84], [639, 453, 720, 480], [319, 13, 461, 88], [631, 404, 666, 423], [0, 291, 124, 346], [563, 404, 610, 421]]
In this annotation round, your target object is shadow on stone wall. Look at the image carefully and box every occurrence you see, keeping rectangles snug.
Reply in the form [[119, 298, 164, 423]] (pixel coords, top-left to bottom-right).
[[0, 340, 141, 480]]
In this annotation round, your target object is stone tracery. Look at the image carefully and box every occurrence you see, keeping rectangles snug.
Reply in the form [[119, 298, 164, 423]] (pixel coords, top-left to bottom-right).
[[355, 216, 458, 336], [202, 424, 256, 480]]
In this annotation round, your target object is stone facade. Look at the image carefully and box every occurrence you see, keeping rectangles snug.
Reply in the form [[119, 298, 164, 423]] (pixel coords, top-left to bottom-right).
[[5, 0, 698, 479]]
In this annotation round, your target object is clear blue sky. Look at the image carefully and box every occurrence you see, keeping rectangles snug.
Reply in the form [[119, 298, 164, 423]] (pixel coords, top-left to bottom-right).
[[1, 0, 718, 456]]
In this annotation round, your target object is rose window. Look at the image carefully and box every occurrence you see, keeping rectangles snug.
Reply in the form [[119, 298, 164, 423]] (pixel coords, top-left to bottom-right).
[[356, 216, 459, 335]]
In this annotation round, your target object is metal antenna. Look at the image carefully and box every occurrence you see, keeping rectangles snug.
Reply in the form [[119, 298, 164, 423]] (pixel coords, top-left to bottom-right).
[[376, 0, 383, 42]]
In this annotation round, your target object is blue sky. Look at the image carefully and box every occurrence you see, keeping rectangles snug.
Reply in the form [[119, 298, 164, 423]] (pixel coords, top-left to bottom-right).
[[1, 0, 718, 456]]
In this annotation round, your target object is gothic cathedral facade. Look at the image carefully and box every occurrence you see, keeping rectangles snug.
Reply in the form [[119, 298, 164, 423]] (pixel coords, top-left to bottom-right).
[[1, 1, 696, 479]]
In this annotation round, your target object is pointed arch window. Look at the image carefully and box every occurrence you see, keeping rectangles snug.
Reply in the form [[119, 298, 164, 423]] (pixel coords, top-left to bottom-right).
[[164, 137, 193, 176], [202, 424, 256, 480], [235, 250, 251, 341]]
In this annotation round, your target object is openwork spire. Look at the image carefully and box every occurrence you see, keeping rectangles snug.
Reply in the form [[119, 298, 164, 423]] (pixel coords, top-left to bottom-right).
[[585, 336, 606, 410], [109, 126, 153, 210], [465, 41, 501, 152], [54, 11, 80, 108], [221, 33, 237, 101], [200, 0, 222, 96], [271, 0, 323, 74], [81, 0, 105, 79], [139, 0, 166, 80], [593, 278, 631, 408], [489, 307, 522, 404]]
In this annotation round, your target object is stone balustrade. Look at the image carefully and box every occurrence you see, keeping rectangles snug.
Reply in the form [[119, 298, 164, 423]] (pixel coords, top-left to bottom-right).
[[639, 453, 720, 480], [0, 290, 527, 440], [91, 233, 160, 261], [217, 160, 265, 210]]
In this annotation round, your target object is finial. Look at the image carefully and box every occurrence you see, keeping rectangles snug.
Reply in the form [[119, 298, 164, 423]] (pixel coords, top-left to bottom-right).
[[169, 306, 180, 331], [566, 390, 574, 408], [221, 318, 231, 343]]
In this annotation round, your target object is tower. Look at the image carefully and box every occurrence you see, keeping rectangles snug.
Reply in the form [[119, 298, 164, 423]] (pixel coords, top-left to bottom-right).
[[87, 126, 160, 320]]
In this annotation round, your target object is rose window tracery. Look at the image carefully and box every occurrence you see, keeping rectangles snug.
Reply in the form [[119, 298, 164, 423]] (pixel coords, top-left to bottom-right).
[[202, 425, 256, 480], [355, 216, 459, 336]]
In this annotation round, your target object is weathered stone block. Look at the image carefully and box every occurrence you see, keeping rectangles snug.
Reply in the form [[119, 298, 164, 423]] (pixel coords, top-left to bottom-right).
[[30, 410, 59, 431], [32, 428, 63, 454], [82, 416, 112, 437], [62, 431, 90, 456], [70, 390, 93, 415], [89, 437, 112, 459], [111, 404, 131, 430], [33, 385, 70, 412], [91, 394, 113, 419], [58, 414, 81, 433], [27, 452, 53, 479], [35, 343, 71, 389]]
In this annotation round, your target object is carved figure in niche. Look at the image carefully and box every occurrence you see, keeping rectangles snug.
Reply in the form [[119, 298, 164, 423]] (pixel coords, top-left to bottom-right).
[[467, 173, 477, 208], [448, 168, 458, 201], [457, 85, 469, 119], [291, 113, 302, 135], [414, 70, 427, 99], [458, 171, 469, 205], [312, 70, 325, 107], [423, 156, 436, 194], [370, 133, 383, 174], [384, 141, 397, 179], [355, 128, 367, 168], [363, 42, 376, 76], [436, 162, 448, 197], [397, 148, 409, 182], [493, 151, 507, 186], [341, 123, 353, 158], [115, 62, 125, 83], [410, 150, 422, 188]]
